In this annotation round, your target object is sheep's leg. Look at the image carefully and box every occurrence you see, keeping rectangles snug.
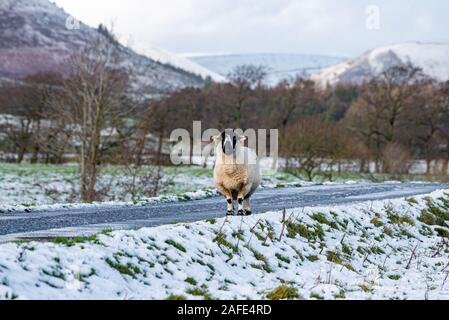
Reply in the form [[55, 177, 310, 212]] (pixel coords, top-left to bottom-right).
[[237, 197, 245, 215], [217, 185, 234, 215], [237, 186, 252, 216], [244, 197, 252, 216], [226, 197, 234, 216]]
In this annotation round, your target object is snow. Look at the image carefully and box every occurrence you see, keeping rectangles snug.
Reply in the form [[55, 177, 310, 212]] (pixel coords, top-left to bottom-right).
[[0, 159, 309, 212], [0, 164, 219, 213], [0, 189, 448, 300], [369, 42, 449, 81], [0, 159, 445, 214], [188, 53, 345, 85], [311, 60, 353, 87], [133, 44, 225, 83], [312, 42, 449, 87], [0, 166, 322, 214]]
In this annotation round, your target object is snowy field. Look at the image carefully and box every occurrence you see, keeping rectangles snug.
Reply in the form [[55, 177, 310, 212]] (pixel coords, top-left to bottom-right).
[[1, 162, 447, 214], [0, 163, 213, 209], [0, 162, 344, 212], [0, 189, 448, 300]]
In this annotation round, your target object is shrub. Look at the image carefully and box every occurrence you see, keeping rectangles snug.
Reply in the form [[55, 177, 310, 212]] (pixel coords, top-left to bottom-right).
[[381, 143, 412, 174]]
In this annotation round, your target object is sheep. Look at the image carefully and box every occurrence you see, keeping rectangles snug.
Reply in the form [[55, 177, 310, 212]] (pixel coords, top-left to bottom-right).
[[212, 129, 261, 216]]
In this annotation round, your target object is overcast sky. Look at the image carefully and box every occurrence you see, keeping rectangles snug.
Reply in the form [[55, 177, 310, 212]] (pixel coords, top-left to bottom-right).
[[52, 0, 449, 58]]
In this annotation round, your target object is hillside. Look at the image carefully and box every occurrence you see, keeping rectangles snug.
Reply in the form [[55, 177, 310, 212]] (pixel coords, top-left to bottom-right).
[[312, 42, 449, 87], [188, 53, 345, 85], [0, 0, 219, 94], [133, 44, 225, 83]]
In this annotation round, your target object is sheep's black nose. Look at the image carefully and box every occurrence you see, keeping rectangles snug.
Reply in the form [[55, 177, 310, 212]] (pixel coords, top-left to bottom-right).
[[223, 142, 234, 155]]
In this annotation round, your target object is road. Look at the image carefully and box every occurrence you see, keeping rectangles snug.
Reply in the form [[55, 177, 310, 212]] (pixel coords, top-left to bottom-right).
[[0, 182, 448, 242]]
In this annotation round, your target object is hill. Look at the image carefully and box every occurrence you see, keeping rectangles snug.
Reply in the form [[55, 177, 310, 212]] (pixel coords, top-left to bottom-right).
[[188, 53, 345, 85], [0, 0, 220, 95], [312, 42, 449, 87]]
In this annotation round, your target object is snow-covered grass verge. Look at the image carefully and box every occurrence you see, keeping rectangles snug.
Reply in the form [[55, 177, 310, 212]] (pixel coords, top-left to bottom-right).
[[1, 190, 448, 300]]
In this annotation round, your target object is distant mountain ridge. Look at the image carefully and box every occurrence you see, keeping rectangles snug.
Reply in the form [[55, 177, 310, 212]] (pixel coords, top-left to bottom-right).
[[133, 45, 225, 83], [0, 0, 221, 95], [311, 42, 449, 87], [187, 53, 346, 85]]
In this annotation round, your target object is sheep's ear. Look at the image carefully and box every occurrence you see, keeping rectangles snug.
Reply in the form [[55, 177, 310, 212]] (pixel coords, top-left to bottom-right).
[[211, 134, 220, 144]]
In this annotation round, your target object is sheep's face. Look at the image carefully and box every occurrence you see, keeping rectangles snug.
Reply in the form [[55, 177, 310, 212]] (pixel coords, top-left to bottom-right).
[[212, 130, 246, 156], [222, 130, 237, 155]]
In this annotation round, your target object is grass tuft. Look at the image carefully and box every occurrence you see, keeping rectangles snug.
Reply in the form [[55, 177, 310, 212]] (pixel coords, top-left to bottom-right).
[[370, 217, 383, 227], [165, 239, 187, 253], [306, 255, 319, 262], [435, 228, 449, 239], [166, 294, 186, 300], [205, 218, 217, 225], [266, 285, 300, 300], [275, 253, 291, 264], [53, 235, 100, 247], [105, 258, 141, 277], [187, 286, 208, 297], [248, 247, 273, 273], [185, 277, 198, 286], [333, 290, 346, 299], [310, 292, 324, 300], [326, 251, 343, 264], [213, 234, 238, 254]]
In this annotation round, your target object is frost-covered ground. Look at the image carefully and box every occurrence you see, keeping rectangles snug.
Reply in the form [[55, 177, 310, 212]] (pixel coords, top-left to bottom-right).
[[1, 162, 445, 213], [1, 189, 448, 300], [0, 163, 330, 213], [0, 163, 210, 207]]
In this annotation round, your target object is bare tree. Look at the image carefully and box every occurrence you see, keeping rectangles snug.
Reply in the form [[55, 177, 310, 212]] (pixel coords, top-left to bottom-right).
[[435, 82, 449, 174], [381, 142, 412, 175], [281, 117, 345, 181], [50, 34, 131, 202], [346, 65, 424, 173], [406, 82, 441, 174], [0, 74, 59, 163], [227, 64, 267, 128], [274, 77, 317, 129], [117, 131, 170, 202]]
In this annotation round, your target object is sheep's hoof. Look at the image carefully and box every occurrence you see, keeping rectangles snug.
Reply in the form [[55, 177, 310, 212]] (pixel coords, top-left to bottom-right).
[[245, 210, 252, 216], [226, 211, 235, 216], [237, 210, 245, 216]]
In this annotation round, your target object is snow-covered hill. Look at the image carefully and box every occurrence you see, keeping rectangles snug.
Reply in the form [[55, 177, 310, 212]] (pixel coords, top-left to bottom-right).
[[187, 53, 345, 85], [0, 0, 219, 94], [312, 42, 449, 87], [134, 45, 225, 83]]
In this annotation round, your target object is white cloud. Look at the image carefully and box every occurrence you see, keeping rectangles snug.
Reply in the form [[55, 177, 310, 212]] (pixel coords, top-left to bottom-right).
[[51, 0, 449, 57], [414, 15, 433, 33]]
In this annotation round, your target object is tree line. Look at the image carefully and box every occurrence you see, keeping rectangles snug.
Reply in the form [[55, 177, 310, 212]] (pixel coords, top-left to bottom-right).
[[142, 64, 449, 178]]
